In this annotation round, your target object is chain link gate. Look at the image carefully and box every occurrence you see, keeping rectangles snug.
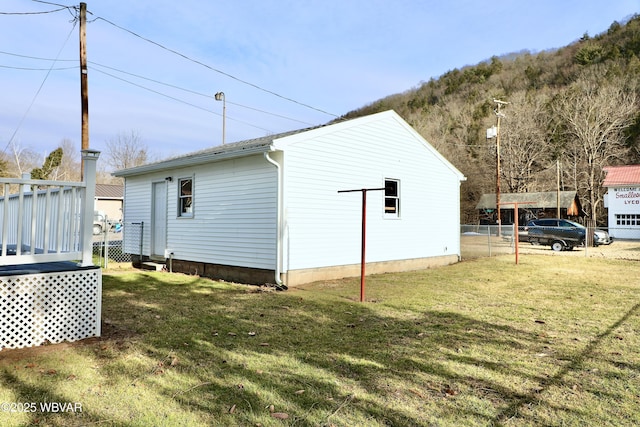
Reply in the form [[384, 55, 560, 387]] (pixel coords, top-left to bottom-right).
[[93, 220, 144, 267]]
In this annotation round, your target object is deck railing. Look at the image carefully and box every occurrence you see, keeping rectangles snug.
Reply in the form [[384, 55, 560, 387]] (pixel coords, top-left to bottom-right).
[[0, 150, 99, 267]]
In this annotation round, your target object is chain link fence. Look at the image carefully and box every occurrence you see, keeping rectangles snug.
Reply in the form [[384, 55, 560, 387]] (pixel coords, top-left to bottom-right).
[[92, 221, 144, 268], [461, 224, 640, 261]]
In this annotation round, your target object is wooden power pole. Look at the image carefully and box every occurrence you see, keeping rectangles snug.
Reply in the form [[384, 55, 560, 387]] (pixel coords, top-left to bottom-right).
[[493, 99, 508, 236], [79, 2, 89, 179]]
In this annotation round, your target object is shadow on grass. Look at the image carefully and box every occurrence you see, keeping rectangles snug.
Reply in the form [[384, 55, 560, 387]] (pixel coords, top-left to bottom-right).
[[2, 270, 638, 426], [492, 301, 640, 426], [0, 370, 130, 427], [98, 273, 586, 425]]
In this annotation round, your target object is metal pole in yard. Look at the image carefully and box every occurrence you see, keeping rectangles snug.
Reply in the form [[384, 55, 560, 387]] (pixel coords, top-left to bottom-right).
[[104, 215, 109, 269], [338, 187, 385, 302], [499, 201, 535, 265], [139, 222, 144, 263]]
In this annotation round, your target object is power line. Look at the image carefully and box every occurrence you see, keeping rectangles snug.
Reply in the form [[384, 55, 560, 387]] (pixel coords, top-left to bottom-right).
[[0, 49, 315, 126], [0, 7, 68, 15], [2, 20, 77, 155], [4, 9, 338, 118], [91, 67, 274, 133], [0, 64, 76, 71], [88, 62, 315, 126], [0, 50, 74, 62], [1, 6, 337, 147], [92, 15, 339, 118]]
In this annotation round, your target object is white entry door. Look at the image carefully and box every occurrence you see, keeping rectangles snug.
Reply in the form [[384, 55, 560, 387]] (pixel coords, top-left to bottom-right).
[[151, 181, 167, 259]]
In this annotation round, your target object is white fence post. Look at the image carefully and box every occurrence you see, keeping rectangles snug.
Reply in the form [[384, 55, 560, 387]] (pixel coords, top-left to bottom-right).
[[80, 149, 100, 266]]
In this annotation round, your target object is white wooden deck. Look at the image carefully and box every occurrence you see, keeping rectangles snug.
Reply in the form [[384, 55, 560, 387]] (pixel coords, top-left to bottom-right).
[[0, 150, 102, 350]]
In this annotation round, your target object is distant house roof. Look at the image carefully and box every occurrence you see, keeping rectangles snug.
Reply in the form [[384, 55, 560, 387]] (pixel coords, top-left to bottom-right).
[[603, 165, 640, 186], [476, 191, 580, 210], [95, 184, 123, 199]]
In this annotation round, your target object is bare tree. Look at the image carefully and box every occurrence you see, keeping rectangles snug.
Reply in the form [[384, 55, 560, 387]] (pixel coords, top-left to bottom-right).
[[104, 130, 151, 171], [54, 139, 81, 181], [8, 141, 40, 177], [500, 91, 554, 193], [552, 69, 637, 221]]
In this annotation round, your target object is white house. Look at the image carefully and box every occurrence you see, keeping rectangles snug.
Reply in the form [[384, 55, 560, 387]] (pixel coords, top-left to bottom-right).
[[603, 165, 640, 239], [113, 110, 466, 286]]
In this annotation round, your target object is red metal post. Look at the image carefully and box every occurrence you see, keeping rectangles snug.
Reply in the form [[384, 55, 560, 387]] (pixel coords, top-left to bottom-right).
[[338, 187, 386, 302], [360, 190, 367, 302], [499, 200, 534, 265]]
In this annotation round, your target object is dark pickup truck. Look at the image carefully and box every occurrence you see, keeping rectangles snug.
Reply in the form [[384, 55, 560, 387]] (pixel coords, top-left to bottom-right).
[[524, 218, 612, 251]]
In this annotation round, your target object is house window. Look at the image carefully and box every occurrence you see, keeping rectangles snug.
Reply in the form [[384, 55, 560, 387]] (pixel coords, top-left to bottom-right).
[[384, 179, 400, 217], [178, 177, 193, 217], [616, 214, 640, 226]]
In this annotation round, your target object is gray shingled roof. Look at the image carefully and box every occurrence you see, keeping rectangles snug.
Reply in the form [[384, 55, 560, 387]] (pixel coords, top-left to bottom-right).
[[112, 126, 317, 178], [95, 184, 123, 199], [475, 191, 579, 210]]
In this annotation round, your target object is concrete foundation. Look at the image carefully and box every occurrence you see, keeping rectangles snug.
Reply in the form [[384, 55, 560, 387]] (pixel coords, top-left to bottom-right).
[[282, 255, 460, 286], [159, 255, 459, 287]]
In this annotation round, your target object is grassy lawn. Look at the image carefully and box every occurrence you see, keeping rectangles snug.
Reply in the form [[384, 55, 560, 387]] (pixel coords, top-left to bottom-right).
[[1, 255, 639, 426]]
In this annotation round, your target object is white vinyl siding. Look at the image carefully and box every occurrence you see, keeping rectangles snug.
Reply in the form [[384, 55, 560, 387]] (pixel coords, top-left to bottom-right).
[[277, 113, 462, 271], [123, 155, 277, 269], [122, 176, 155, 255], [120, 110, 464, 277]]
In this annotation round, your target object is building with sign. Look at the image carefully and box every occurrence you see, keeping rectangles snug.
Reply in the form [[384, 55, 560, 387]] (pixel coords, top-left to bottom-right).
[[603, 165, 640, 239]]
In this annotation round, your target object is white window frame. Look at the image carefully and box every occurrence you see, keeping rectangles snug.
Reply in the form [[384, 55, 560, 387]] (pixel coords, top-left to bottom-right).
[[384, 178, 400, 218], [178, 176, 194, 218], [616, 213, 640, 226]]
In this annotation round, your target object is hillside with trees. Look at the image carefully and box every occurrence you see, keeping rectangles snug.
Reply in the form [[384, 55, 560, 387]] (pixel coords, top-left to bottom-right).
[[340, 15, 640, 225]]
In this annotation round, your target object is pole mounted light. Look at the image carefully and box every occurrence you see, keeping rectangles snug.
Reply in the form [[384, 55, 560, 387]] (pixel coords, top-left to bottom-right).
[[215, 91, 226, 145]]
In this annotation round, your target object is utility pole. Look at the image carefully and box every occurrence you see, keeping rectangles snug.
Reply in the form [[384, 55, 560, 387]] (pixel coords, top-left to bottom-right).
[[79, 2, 89, 179], [493, 99, 508, 236]]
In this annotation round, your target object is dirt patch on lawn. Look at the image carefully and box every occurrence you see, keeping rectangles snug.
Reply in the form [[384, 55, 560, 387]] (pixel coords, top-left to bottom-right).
[[0, 319, 137, 361]]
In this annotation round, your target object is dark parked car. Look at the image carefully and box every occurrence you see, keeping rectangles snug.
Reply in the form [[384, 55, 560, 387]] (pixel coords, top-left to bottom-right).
[[525, 218, 613, 251]]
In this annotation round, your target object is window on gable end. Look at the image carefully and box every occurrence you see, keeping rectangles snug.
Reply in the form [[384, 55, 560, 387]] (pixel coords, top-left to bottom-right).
[[384, 178, 400, 217]]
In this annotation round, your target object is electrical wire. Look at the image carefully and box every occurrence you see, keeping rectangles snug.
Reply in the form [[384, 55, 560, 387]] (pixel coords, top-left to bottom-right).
[[0, 64, 76, 71], [2, 5, 338, 146], [91, 67, 274, 133], [0, 50, 74, 62], [0, 49, 315, 126], [2, 21, 77, 155], [92, 16, 339, 118], [0, 7, 67, 15], [88, 61, 315, 126]]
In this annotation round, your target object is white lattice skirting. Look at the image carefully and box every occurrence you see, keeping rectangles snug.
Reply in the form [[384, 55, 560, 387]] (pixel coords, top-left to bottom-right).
[[1, 267, 102, 349]]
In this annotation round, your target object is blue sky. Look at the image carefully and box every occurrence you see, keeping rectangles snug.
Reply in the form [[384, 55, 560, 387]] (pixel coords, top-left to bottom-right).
[[1, 0, 639, 166]]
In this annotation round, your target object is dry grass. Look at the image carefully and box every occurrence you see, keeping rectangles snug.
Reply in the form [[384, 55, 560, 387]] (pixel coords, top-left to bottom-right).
[[1, 254, 639, 426]]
